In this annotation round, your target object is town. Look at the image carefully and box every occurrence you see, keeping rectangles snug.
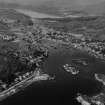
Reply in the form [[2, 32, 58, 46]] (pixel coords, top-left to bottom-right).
[[0, 8, 105, 103]]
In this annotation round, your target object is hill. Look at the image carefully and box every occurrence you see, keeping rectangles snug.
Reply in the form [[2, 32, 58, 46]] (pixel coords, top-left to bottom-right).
[[0, 8, 33, 26], [83, 1, 105, 15], [0, 1, 105, 16], [36, 0, 105, 16]]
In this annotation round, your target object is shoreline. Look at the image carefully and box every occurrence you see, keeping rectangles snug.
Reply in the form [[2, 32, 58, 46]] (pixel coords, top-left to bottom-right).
[[95, 73, 105, 86], [0, 70, 52, 102]]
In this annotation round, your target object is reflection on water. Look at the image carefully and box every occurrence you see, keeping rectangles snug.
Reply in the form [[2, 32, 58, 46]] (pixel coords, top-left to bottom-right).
[[1, 48, 105, 105]]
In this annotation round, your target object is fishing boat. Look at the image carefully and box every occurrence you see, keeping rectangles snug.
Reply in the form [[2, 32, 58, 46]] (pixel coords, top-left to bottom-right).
[[63, 64, 79, 75]]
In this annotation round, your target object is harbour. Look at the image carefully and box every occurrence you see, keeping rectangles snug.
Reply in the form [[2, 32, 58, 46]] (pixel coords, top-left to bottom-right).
[[0, 48, 104, 105]]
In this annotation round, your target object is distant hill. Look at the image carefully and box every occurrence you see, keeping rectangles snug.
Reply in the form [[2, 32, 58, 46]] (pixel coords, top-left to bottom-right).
[[22, 0, 105, 16], [30, 0, 85, 16], [0, 9, 28, 19], [37, 0, 105, 16], [0, 1, 88, 16], [0, 1, 105, 16], [0, 8, 33, 26], [83, 1, 105, 15]]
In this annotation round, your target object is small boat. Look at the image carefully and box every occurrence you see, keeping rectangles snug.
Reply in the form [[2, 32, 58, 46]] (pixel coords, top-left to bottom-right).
[[63, 64, 79, 75]]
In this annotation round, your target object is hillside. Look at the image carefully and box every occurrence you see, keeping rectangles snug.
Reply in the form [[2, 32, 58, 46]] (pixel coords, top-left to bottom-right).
[[37, 0, 105, 16], [0, 8, 33, 26], [83, 1, 105, 15], [0, 1, 105, 16], [39, 15, 105, 40], [27, 0, 85, 16]]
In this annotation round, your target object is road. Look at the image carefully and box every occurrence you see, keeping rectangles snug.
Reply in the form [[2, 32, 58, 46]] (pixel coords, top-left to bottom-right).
[[0, 70, 51, 102]]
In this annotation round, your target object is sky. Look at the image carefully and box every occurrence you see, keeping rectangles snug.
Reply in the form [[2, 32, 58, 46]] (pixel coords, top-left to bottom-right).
[[77, 0, 105, 5], [1, 0, 105, 5]]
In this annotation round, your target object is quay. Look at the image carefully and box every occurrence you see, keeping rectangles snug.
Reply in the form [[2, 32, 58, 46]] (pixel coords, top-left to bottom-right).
[[0, 70, 52, 101]]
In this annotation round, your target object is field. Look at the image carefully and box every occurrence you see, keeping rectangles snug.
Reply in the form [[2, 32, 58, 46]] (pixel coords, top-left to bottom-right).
[[39, 16, 105, 41]]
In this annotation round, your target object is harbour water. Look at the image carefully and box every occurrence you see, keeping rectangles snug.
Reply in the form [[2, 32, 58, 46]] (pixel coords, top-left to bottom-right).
[[0, 48, 105, 105]]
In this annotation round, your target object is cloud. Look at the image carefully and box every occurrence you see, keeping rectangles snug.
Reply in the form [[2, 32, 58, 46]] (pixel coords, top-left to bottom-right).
[[2, 0, 49, 3], [76, 0, 105, 5], [0, 0, 105, 5], [0, 0, 49, 5]]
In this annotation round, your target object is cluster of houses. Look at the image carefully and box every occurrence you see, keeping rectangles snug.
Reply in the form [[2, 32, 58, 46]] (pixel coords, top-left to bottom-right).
[[0, 17, 16, 24], [14, 71, 33, 83], [0, 34, 16, 41]]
